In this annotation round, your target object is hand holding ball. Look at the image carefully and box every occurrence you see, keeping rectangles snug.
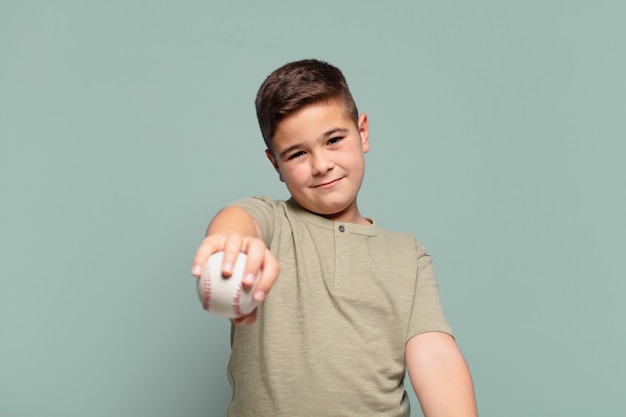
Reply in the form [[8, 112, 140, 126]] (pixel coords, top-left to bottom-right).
[[197, 251, 259, 318]]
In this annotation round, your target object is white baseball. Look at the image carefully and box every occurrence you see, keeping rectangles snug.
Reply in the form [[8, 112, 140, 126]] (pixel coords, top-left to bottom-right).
[[197, 251, 259, 318]]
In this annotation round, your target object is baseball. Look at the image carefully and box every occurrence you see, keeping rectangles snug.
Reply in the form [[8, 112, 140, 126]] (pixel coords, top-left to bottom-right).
[[197, 251, 259, 318]]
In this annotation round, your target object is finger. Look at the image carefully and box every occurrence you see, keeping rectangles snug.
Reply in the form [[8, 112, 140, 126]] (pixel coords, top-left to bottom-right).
[[253, 253, 280, 302], [221, 234, 244, 277], [241, 239, 265, 287], [191, 235, 225, 277]]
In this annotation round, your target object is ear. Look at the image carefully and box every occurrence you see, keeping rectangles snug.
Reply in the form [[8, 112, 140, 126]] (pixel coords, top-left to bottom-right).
[[358, 113, 370, 153], [265, 149, 284, 182]]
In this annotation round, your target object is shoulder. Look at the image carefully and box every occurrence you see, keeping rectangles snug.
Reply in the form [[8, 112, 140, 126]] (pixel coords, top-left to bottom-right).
[[229, 196, 292, 219], [373, 226, 427, 258], [229, 197, 298, 244]]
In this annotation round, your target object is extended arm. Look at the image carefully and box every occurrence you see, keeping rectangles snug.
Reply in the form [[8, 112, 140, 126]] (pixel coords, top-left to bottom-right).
[[191, 206, 279, 324], [406, 332, 478, 417]]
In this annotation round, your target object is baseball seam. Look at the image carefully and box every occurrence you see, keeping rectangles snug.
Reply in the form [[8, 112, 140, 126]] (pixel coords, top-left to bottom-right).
[[233, 283, 244, 318], [202, 268, 212, 311]]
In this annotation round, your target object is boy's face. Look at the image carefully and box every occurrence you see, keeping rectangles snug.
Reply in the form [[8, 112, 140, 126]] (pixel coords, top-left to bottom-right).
[[266, 100, 370, 224]]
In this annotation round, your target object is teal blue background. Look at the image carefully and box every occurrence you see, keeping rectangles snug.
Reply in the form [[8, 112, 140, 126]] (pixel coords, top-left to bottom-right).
[[2, 1, 625, 416]]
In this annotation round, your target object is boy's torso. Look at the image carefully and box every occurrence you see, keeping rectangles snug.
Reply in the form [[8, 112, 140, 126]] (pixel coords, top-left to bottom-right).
[[226, 197, 450, 416]]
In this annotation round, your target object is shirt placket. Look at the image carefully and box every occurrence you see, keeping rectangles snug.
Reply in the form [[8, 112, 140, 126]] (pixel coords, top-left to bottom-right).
[[333, 223, 351, 290]]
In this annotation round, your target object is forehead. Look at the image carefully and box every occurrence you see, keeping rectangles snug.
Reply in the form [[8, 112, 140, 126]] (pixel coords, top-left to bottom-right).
[[273, 101, 355, 142]]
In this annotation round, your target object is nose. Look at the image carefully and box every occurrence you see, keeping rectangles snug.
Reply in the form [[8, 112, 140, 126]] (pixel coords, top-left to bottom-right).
[[311, 151, 334, 175]]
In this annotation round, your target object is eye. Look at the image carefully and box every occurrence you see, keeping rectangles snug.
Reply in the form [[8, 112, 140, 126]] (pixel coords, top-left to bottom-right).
[[287, 150, 305, 160], [328, 136, 343, 145]]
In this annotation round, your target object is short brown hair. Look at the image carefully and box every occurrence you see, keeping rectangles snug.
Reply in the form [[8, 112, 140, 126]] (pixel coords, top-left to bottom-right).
[[255, 59, 359, 151]]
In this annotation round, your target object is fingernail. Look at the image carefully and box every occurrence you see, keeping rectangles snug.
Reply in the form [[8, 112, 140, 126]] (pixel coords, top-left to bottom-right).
[[191, 265, 201, 276], [244, 273, 256, 285], [254, 291, 266, 302]]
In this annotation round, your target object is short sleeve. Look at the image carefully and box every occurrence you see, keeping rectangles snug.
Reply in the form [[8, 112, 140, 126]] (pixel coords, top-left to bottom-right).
[[405, 238, 454, 342], [229, 196, 277, 246]]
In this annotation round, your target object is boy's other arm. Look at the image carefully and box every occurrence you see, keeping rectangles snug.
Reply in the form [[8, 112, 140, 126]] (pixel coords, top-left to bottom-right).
[[406, 332, 478, 417], [191, 206, 279, 325]]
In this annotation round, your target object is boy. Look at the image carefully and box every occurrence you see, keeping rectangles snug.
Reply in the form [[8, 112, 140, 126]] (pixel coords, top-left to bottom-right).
[[191, 59, 477, 416]]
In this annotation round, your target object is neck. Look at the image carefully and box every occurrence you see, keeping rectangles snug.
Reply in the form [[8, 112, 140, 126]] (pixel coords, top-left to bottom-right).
[[322, 204, 371, 226]]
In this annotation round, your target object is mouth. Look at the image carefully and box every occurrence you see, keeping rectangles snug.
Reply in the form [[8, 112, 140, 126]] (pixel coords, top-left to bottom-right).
[[313, 177, 343, 188]]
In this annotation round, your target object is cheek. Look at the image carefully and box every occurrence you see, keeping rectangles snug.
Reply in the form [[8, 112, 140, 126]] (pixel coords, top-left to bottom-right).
[[344, 152, 364, 170], [282, 165, 308, 185]]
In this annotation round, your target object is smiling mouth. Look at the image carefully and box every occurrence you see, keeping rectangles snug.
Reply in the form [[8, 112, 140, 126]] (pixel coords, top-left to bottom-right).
[[314, 178, 343, 188]]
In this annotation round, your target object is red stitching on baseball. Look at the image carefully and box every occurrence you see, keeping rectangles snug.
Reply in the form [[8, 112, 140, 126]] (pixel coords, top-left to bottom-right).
[[203, 267, 212, 311], [233, 283, 243, 317]]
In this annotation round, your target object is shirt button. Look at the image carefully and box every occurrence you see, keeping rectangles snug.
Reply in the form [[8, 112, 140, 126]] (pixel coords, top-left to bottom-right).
[[338, 225, 345, 232]]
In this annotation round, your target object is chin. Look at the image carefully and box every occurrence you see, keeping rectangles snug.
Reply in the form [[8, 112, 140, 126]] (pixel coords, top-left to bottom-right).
[[293, 194, 354, 217], [317, 203, 352, 218]]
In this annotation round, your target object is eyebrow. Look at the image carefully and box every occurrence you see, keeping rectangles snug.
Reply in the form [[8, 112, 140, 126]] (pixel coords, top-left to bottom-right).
[[278, 127, 350, 159]]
